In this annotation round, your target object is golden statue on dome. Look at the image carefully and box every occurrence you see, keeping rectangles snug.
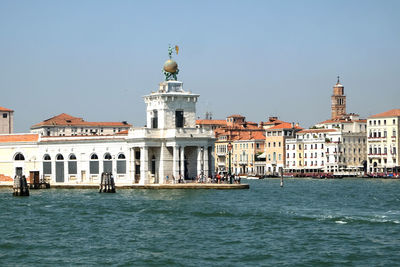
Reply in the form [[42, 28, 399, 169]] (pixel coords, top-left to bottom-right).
[[163, 45, 179, 81]]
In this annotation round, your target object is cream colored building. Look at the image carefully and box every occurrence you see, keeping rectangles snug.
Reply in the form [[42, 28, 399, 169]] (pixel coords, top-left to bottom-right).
[[367, 109, 400, 174], [265, 122, 302, 174]]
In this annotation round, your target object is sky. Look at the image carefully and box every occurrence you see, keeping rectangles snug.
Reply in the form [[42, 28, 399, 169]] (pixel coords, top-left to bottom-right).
[[1, 0, 399, 132]]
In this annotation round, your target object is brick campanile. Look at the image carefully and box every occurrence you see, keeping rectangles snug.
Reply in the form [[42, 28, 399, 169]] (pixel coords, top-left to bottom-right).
[[331, 76, 346, 119]]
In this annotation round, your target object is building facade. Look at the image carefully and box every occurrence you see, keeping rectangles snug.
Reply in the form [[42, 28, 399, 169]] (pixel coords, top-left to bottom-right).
[[367, 109, 400, 174], [265, 122, 302, 174], [0, 58, 215, 184]]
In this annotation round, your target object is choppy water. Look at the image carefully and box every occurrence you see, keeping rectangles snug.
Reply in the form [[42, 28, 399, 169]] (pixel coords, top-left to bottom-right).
[[1, 179, 400, 266]]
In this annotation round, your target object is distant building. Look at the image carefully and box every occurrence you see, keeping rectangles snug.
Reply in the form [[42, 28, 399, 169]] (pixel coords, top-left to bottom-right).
[[30, 113, 132, 136], [265, 122, 302, 174], [331, 77, 346, 119], [367, 109, 400, 174], [0, 106, 14, 134], [211, 114, 265, 174]]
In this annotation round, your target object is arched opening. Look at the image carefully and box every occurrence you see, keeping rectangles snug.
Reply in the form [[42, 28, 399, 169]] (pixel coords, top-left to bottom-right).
[[90, 154, 99, 174], [43, 154, 51, 175], [55, 154, 64, 183], [14, 153, 25, 161], [117, 153, 126, 174], [103, 153, 112, 173]]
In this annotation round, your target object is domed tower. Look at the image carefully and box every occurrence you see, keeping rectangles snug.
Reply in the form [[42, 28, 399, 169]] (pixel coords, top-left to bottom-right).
[[144, 46, 198, 129], [331, 76, 346, 119]]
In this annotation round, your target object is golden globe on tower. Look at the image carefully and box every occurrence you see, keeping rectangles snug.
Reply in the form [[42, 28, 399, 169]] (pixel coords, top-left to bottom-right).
[[163, 45, 180, 81]]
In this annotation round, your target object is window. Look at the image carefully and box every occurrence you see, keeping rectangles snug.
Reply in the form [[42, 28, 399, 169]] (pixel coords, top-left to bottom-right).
[[152, 110, 158, 129], [14, 153, 25, 161], [43, 154, 51, 174], [117, 154, 126, 174], [56, 154, 64, 160], [384, 120, 386, 125], [90, 154, 99, 174], [175, 110, 184, 128], [68, 154, 77, 174], [3, 113, 7, 118]]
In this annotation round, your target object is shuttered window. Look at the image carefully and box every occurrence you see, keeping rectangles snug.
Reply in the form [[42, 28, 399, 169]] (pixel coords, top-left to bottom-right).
[[43, 162, 51, 174]]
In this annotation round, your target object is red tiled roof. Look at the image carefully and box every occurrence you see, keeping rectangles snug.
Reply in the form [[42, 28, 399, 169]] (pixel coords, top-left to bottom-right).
[[0, 134, 38, 143], [298, 129, 338, 134], [227, 114, 245, 118], [115, 130, 129, 135], [267, 122, 303, 130], [231, 131, 265, 141], [196, 119, 227, 125], [369, 109, 400, 118], [0, 106, 13, 112], [31, 113, 132, 128]]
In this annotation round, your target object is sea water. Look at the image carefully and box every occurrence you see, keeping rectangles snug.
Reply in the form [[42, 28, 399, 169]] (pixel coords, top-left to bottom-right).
[[0, 179, 399, 266]]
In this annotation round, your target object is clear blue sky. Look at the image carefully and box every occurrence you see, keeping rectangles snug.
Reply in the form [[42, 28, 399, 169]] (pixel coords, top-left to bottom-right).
[[1, 0, 399, 132]]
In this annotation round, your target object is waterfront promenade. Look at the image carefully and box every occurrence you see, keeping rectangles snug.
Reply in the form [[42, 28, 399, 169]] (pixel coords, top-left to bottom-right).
[[0, 182, 249, 189]]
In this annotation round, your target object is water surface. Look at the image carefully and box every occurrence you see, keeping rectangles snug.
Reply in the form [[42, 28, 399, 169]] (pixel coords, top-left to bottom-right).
[[1, 179, 399, 266]]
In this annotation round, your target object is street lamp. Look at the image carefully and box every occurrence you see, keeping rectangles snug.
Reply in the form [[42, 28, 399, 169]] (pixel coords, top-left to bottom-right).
[[228, 142, 233, 184]]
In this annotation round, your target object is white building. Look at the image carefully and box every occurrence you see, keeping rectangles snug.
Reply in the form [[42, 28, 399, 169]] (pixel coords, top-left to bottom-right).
[[367, 109, 400, 174], [0, 62, 215, 185]]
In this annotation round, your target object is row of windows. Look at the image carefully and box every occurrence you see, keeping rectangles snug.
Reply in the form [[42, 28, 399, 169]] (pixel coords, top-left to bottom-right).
[[368, 147, 397, 155], [14, 152, 126, 161], [267, 141, 281, 148], [369, 119, 396, 126], [369, 130, 396, 138]]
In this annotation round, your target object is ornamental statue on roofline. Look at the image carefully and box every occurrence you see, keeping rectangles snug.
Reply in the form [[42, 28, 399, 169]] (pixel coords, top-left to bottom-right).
[[163, 45, 180, 81]]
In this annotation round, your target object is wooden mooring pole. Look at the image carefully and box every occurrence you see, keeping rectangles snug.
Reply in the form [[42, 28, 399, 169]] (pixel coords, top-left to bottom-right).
[[13, 175, 30, 196], [99, 172, 116, 193]]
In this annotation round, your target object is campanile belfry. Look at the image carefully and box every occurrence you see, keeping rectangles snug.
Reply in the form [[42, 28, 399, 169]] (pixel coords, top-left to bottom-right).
[[331, 76, 346, 119]]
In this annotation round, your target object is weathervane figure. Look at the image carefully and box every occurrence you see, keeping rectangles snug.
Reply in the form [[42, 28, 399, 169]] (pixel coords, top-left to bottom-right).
[[163, 45, 180, 81]]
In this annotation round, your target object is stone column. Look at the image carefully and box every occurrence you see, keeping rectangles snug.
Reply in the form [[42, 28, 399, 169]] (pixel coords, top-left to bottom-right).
[[173, 145, 179, 182], [210, 146, 215, 176], [204, 146, 209, 177], [139, 146, 148, 185], [180, 146, 185, 179], [197, 146, 203, 177], [159, 142, 165, 184], [130, 147, 135, 184]]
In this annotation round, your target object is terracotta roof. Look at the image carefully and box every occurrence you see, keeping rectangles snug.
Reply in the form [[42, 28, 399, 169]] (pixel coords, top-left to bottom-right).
[[231, 131, 265, 141], [0, 106, 13, 112], [196, 119, 227, 125], [115, 130, 129, 135], [264, 118, 285, 125], [298, 129, 338, 134], [227, 114, 245, 118], [369, 109, 400, 118], [0, 134, 38, 143], [31, 113, 132, 128], [267, 122, 303, 130]]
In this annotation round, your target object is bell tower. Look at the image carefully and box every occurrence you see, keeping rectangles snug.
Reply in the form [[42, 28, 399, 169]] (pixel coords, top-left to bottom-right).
[[331, 76, 346, 119]]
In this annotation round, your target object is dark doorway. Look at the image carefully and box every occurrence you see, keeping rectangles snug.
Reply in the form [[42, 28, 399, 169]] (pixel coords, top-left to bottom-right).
[[151, 155, 156, 175], [16, 167, 22, 176], [175, 110, 184, 128], [56, 162, 64, 182]]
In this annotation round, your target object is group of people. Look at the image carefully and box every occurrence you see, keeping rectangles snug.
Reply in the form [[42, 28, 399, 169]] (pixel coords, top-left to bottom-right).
[[165, 173, 241, 184]]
